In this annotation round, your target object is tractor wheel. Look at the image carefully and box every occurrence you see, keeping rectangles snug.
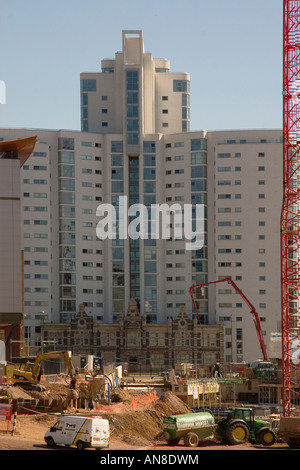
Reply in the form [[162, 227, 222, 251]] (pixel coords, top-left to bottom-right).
[[226, 422, 250, 445], [183, 432, 199, 447], [288, 438, 300, 449], [258, 428, 276, 446]]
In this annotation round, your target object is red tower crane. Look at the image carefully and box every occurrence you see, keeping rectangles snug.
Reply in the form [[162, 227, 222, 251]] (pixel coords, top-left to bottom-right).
[[282, 0, 300, 416]]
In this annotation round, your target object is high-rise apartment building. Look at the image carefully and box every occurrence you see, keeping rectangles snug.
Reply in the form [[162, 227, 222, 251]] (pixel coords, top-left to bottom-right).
[[0, 31, 283, 363]]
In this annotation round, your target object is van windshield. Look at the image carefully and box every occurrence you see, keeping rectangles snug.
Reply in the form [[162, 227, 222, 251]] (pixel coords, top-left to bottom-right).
[[52, 421, 63, 431]]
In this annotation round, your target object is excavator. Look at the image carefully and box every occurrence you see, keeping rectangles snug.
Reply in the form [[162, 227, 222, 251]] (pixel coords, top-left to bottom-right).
[[12, 350, 77, 391]]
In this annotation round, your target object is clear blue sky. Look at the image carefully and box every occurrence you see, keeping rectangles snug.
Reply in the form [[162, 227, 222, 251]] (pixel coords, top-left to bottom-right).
[[0, 0, 283, 132]]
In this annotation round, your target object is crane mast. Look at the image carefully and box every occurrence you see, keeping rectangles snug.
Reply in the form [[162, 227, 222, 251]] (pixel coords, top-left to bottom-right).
[[282, 0, 300, 416]]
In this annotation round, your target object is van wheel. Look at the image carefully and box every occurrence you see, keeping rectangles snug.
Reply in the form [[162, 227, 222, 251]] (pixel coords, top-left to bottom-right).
[[184, 432, 199, 447], [46, 437, 55, 447], [76, 441, 85, 450]]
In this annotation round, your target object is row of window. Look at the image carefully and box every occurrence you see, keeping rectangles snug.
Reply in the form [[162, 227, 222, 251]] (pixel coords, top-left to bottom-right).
[[217, 151, 265, 157], [218, 166, 265, 171]]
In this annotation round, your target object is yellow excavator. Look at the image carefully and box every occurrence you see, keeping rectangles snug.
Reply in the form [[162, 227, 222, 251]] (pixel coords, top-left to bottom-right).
[[12, 350, 77, 391]]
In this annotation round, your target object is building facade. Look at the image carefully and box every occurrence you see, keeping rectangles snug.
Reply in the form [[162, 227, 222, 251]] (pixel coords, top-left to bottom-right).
[[0, 31, 283, 364], [0, 137, 36, 360], [41, 300, 224, 372]]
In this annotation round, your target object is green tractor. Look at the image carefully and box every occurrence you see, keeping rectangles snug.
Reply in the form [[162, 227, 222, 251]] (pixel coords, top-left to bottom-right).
[[216, 407, 276, 447]]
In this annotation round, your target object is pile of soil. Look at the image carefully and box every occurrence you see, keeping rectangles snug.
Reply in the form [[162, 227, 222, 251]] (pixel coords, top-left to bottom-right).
[[111, 388, 151, 404], [102, 391, 192, 443], [0, 383, 71, 401]]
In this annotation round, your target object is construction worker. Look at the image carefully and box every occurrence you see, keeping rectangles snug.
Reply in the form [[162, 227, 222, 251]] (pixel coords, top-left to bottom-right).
[[212, 361, 221, 378]]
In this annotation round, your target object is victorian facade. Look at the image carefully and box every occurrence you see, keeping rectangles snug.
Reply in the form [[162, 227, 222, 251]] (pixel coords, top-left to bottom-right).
[[41, 300, 224, 372]]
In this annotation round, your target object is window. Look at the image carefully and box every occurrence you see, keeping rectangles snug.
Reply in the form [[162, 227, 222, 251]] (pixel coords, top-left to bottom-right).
[[112, 181, 124, 193], [191, 139, 207, 151], [218, 167, 231, 172], [81, 79, 96, 92], [143, 141, 156, 153], [59, 151, 74, 164], [112, 168, 123, 179], [173, 80, 190, 92], [144, 168, 156, 180], [191, 180, 207, 191], [112, 155, 123, 166], [144, 155, 156, 166], [218, 153, 231, 158]]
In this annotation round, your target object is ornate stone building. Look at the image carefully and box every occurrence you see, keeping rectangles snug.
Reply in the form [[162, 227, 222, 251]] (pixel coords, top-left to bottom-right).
[[41, 300, 224, 373]]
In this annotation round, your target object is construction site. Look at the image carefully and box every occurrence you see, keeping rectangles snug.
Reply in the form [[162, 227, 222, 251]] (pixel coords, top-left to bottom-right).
[[2, 0, 300, 453], [0, 350, 292, 450]]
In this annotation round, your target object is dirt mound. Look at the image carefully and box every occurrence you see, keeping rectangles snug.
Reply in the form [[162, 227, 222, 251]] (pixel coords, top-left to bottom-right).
[[105, 391, 192, 443], [150, 390, 192, 415], [0, 387, 33, 400], [0, 383, 72, 401], [111, 388, 149, 404]]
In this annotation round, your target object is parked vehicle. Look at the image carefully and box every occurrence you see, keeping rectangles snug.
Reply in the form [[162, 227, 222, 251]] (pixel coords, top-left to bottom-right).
[[279, 417, 300, 449], [163, 412, 216, 447], [45, 415, 109, 450], [247, 360, 275, 379], [216, 407, 276, 446]]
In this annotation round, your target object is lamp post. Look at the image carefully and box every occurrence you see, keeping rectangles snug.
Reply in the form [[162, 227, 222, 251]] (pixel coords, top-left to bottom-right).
[[39, 311, 48, 353], [24, 314, 30, 356]]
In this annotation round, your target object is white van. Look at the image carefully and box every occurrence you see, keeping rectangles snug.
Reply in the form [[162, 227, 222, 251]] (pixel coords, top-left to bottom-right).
[[44, 415, 110, 450]]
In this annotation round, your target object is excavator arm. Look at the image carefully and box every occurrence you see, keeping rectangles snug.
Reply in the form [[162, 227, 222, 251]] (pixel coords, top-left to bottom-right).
[[13, 350, 76, 388], [189, 277, 269, 362], [31, 350, 76, 381]]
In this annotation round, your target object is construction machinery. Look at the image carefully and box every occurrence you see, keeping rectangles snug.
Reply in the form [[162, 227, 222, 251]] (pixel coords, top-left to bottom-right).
[[189, 278, 269, 362], [12, 350, 77, 391], [281, 0, 300, 418], [216, 407, 276, 446], [278, 416, 300, 448], [163, 412, 216, 447]]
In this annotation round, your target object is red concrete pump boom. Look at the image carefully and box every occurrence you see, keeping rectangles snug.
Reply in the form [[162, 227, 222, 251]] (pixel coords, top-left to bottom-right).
[[189, 278, 269, 362]]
